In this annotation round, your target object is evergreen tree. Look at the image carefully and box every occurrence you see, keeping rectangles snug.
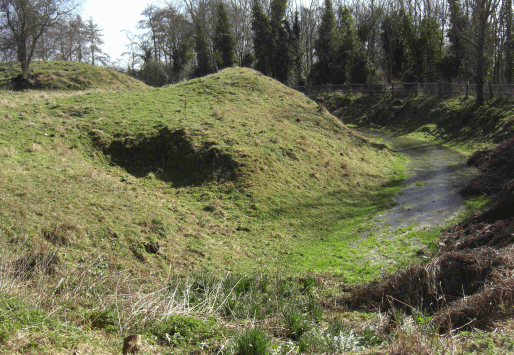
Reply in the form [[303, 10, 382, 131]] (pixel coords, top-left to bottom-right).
[[399, 9, 421, 81], [418, 17, 442, 81], [292, 11, 303, 85], [140, 46, 168, 86], [348, 47, 374, 83], [333, 6, 359, 83], [172, 38, 193, 81], [251, 0, 293, 83], [85, 17, 103, 66], [381, 11, 405, 82], [442, 0, 471, 80], [252, 0, 272, 75], [270, 0, 293, 82], [193, 21, 214, 77], [213, 2, 235, 70], [309, 0, 336, 84]]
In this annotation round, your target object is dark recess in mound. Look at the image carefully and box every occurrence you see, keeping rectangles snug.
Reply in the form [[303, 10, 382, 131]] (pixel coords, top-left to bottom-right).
[[97, 127, 240, 186]]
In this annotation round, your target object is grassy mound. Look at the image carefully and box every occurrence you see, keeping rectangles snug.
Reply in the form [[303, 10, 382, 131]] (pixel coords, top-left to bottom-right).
[[0, 61, 148, 91], [0, 67, 424, 354], [2, 72, 511, 353], [0, 67, 408, 278]]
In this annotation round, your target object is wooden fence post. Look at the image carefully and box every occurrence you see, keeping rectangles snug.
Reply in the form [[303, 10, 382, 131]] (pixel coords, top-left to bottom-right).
[[438, 81, 442, 98], [391, 82, 395, 99], [415, 82, 418, 96], [465, 81, 469, 100]]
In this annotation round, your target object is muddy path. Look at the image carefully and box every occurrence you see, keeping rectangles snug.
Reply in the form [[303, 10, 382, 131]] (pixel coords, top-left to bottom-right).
[[358, 130, 479, 233]]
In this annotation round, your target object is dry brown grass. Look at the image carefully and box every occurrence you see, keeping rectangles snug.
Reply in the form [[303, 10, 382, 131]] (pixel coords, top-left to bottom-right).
[[1, 146, 16, 158]]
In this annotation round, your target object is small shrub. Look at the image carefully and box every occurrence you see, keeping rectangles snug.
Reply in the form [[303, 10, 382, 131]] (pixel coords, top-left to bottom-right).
[[282, 306, 311, 340], [327, 329, 364, 353], [149, 315, 217, 346], [300, 275, 317, 293], [232, 327, 270, 355], [88, 309, 118, 333]]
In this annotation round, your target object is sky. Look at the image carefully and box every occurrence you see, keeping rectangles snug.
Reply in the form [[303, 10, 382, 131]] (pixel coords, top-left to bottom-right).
[[81, 0, 155, 62]]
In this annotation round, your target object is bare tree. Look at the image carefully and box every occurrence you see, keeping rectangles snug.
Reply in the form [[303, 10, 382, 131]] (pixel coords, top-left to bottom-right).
[[297, 0, 321, 81], [121, 30, 143, 76], [0, 0, 79, 80], [471, 0, 501, 104], [226, 0, 253, 65], [85, 16, 103, 65]]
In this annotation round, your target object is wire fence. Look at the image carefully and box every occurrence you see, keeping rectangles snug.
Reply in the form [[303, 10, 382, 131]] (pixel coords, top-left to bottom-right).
[[294, 82, 514, 99]]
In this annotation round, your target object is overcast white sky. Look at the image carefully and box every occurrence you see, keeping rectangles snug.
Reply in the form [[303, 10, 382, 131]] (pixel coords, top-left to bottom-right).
[[81, 0, 155, 62]]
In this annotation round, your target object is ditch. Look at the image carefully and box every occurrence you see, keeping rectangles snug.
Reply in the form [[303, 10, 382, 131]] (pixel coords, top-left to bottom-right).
[[359, 130, 479, 234]]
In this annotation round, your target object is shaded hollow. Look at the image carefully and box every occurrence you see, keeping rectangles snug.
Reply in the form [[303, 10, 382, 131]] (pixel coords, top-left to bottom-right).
[[105, 127, 240, 186]]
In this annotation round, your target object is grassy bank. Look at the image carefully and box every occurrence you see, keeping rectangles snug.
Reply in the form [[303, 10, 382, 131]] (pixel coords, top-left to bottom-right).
[[315, 92, 514, 153], [313, 93, 514, 354]]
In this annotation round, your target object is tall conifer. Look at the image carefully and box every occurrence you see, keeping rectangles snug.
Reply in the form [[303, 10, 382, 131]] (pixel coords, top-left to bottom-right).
[[310, 0, 336, 84], [213, 2, 235, 70]]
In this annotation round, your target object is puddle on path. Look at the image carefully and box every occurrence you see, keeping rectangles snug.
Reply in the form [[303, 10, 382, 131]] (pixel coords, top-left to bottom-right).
[[359, 130, 479, 233]]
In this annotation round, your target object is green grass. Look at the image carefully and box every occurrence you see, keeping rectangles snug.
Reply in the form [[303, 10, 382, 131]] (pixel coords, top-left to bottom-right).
[[0, 61, 502, 354], [0, 64, 404, 279], [0, 62, 410, 352]]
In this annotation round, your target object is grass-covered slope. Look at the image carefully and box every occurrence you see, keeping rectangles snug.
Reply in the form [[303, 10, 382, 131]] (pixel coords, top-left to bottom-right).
[[0, 61, 148, 90], [316, 93, 514, 153], [0, 67, 405, 279]]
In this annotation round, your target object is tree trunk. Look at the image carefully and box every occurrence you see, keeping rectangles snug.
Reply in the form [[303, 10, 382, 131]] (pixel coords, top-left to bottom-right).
[[476, 11, 487, 105], [18, 41, 30, 80], [506, 0, 513, 83]]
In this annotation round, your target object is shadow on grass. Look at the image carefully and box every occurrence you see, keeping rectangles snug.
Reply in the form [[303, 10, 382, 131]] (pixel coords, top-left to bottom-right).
[[95, 127, 241, 187], [271, 177, 406, 235]]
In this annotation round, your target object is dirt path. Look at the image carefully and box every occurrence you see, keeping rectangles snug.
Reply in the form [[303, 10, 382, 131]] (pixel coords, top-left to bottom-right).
[[359, 130, 479, 233]]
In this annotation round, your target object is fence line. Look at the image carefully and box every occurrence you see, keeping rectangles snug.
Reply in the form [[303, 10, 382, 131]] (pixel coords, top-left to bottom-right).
[[293, 82, 514, 99]]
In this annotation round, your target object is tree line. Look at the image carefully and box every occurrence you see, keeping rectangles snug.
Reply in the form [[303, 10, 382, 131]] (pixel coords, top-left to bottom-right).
[[1, 0, 512, 105], [126, 0, 512, 104]]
